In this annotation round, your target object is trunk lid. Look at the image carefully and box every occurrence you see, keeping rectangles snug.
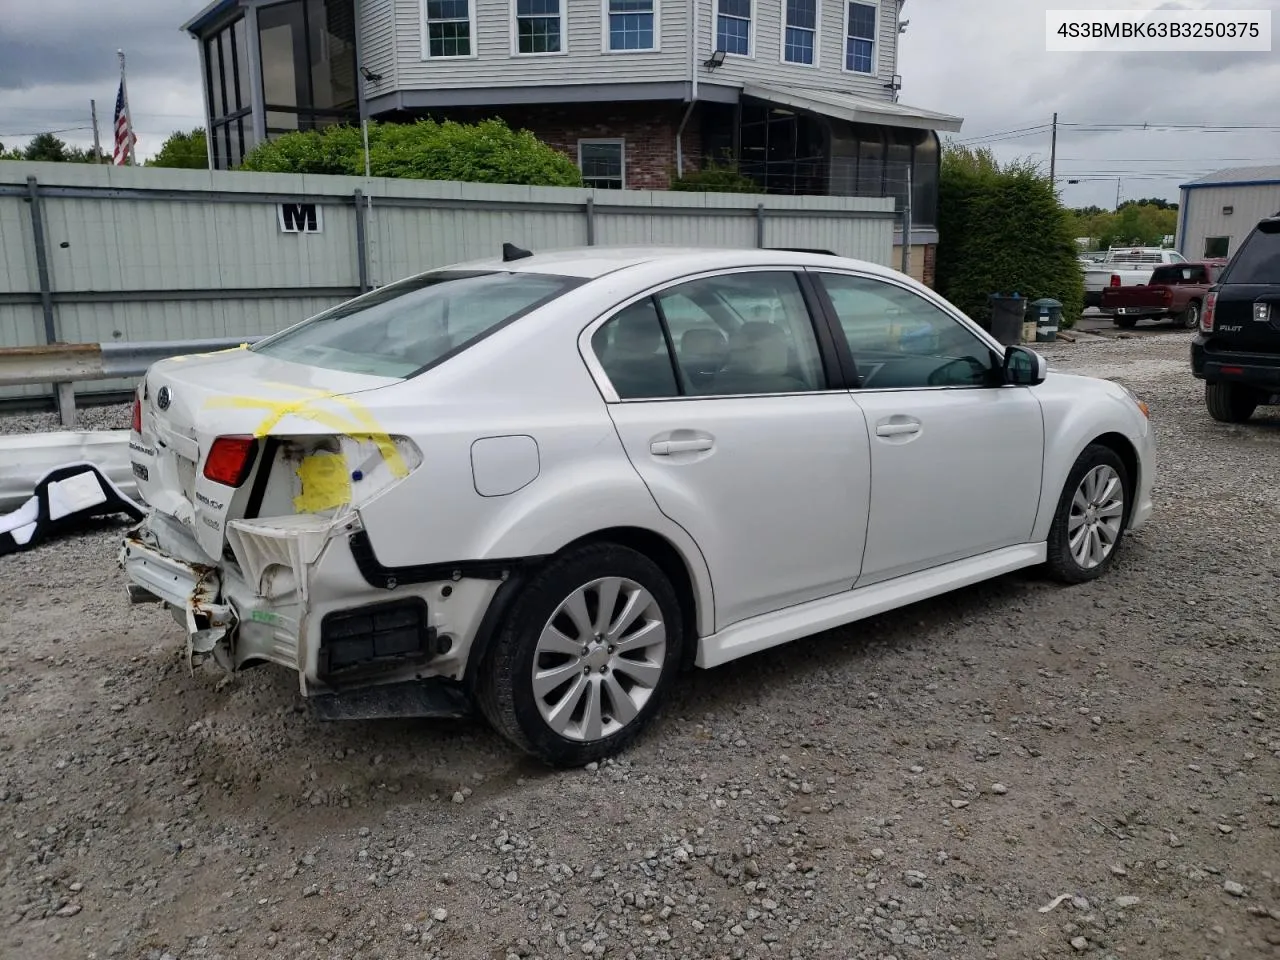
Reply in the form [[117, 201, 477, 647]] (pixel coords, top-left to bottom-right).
[[132, 345, 400, 560]]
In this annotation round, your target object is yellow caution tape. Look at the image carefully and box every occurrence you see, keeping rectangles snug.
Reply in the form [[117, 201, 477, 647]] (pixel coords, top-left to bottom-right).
[[292, 451, 352, 512], [202, 388, 409, 483]]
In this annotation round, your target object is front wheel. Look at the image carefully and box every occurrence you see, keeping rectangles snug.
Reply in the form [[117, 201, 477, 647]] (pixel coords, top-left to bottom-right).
[[1045, 444, 1130, 584], [1179, 300, 1201, 330], [476, 543, 683, 766], [1205, 381, 1257, 423]]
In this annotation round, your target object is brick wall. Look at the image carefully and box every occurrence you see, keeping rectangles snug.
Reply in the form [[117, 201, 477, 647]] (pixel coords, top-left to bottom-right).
[[433, 102, 701, 190], [922, 243, 937, 288]]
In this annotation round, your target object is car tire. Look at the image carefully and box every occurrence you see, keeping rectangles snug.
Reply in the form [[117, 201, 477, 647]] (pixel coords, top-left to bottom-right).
[[475, 542, 684, 767], [1114, 316, 1138, 329], [1205, 381, 1258, 423], [1044, 443, 1131, 585], [1180, 300, 1201, 330]]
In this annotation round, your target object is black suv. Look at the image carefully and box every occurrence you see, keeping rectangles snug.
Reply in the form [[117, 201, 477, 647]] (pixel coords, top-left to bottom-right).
[[1191, 215, 1280, 422]]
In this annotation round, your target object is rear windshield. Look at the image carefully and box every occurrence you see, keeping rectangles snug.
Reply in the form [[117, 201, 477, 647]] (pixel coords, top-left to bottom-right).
[[1151, 264, 1209, 284], [1220, 221, 1280, 285], [252, 270, 579, 377]]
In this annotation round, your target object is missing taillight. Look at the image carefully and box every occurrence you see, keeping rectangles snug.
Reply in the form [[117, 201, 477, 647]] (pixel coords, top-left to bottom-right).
[[204, 436, 259, 487]]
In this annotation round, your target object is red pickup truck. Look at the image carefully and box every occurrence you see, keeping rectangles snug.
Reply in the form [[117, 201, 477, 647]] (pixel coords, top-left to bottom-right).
[[1101, 259, 1227, 329]]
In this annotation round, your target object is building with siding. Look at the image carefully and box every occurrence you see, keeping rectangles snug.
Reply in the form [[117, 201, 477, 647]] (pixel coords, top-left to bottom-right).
[[182, 0, 960, 284], [1177, 165, 1280, 262]]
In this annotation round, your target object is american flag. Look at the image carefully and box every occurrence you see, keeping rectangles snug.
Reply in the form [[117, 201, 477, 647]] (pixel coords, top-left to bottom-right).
[[112, 73, 137, 165]]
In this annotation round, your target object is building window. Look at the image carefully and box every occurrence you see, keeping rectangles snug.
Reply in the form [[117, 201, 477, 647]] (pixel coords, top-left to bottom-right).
[[258, 0, 358, 138], [579, 140, 625, 189], [716, 0, 751, 56], [783, 0, 817, 64], [516, 0, 563, 53], [1204, 236, 1230, 258], [607, 0, 656, 50], [845, 1, 875, 73], [204, 14, 254, 169], [423, 0, 474, 57]]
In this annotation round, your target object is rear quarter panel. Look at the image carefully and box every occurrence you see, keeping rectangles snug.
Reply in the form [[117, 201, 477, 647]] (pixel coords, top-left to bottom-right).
[[349, 286, 718, 636]]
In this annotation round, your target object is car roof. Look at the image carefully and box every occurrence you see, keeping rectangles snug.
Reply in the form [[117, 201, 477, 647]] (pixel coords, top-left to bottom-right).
[[442, 245, 897, 281]]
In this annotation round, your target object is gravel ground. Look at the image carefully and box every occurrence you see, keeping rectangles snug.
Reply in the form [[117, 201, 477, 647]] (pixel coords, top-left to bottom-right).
[[2, 331, 1278, 960]]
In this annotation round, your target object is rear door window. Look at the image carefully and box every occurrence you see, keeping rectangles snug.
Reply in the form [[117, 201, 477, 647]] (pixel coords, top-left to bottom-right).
[[1220, 222, 1280, 284]]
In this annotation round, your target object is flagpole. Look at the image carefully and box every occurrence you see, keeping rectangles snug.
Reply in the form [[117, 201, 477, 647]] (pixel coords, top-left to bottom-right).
[[118, 49, 136, 166]]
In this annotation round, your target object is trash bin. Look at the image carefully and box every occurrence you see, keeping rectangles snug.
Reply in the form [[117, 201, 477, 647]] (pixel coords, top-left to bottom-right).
[[1031, 298, 1063, 343], [987, 293, 1027, 347]]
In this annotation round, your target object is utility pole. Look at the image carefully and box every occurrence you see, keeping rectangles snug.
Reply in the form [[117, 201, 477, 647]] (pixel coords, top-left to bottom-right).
[[90, 100, 103, 163], [1049, 112, 1057, 186], [1116, 177, 1122, 210]]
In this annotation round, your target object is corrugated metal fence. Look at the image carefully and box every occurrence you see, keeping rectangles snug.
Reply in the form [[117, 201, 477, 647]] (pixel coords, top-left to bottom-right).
[[0, 161, 897, 401]]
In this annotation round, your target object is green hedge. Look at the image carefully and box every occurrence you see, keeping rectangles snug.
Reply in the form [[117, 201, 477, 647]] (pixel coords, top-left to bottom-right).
[[239, 118, 583, 187], [670, 160, 760, 193], [936, 145, 1084, 329]]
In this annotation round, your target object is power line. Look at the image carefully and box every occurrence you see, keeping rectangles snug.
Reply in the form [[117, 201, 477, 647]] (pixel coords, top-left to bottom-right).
[[1058, 156, 1280, 163], [0, 126, 93, 137]]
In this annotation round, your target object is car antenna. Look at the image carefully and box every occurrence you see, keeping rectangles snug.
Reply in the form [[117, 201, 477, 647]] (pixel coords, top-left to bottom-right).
[[502, 242, 533, 262]]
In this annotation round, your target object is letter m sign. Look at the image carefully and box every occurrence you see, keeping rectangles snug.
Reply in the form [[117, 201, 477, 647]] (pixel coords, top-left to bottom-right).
[[277, 202, 322, 234]]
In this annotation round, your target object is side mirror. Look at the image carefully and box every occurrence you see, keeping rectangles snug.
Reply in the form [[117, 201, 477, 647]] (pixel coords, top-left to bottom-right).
[[1002, 345, 1047, 386]]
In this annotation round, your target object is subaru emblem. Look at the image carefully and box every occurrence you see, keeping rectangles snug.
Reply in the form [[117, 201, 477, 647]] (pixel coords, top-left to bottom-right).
[[156, 386, 171, 411]]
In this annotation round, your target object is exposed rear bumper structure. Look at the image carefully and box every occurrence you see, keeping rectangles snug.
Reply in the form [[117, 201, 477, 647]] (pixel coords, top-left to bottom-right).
[[119, 508, 500, 714]]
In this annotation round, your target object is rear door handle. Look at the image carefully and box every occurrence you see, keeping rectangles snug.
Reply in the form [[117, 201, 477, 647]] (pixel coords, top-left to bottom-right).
[[875, 421, 920, 437], [651, 438, 714, 455]]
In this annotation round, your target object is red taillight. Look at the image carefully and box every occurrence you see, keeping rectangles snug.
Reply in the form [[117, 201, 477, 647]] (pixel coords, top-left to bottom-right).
[[1110, 274, 1121, 287], [203, 436, 258, 487], [131, 391, 142, 433], [1201, 292, 1216, 333]]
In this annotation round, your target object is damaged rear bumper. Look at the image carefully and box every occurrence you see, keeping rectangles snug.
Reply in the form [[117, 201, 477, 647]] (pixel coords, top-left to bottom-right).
[[118, 509, 502, 713], [121, 518, 235, 660]]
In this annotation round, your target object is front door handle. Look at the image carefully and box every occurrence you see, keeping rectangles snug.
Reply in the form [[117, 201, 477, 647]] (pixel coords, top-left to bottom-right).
[[651, 437, 714, 456], [875, 421, 921, 437]]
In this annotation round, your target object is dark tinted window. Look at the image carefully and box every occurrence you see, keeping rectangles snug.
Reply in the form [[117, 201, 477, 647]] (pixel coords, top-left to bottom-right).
[[592, 300, 680, 400], [1221, 221, 1280, 284]]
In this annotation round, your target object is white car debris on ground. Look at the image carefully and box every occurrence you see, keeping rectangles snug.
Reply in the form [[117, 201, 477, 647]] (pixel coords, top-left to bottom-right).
[[0, 330, 1274, 960], [115, 246, 1153, 766]]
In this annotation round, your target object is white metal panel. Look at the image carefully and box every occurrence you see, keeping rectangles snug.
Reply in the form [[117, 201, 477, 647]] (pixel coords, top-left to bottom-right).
[[1180, 183, 1280, 260], [396, 0, 687, 88], [0, 194, 37, 294]]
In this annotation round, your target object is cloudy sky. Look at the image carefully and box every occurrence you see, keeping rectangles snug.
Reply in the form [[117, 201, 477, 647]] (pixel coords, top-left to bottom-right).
[[1, 0, 1277, 210]]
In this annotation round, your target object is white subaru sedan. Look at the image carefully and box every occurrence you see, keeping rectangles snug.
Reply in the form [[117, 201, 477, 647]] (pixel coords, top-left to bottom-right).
[[121, 246, 1154, 765]]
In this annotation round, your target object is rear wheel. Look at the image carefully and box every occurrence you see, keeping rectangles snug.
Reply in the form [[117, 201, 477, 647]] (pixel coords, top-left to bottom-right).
[[1179, 300, 1201, 330], [476, 543, 683, 767], [1045, 444, 1130, 584], [1205, 381, 1258, 423]]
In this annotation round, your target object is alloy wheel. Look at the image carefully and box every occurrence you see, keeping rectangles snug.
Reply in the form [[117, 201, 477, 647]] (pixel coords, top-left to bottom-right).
[[1067, 464, 1125, 569], [531, 577, 667, 742]]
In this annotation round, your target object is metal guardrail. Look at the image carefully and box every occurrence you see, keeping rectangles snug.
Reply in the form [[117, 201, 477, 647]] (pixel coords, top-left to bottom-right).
[[0, 337, 262, 427]]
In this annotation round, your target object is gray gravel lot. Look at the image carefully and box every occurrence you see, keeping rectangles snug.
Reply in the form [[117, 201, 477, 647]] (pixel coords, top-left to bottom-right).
[[1, 332, 1278, 960]]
